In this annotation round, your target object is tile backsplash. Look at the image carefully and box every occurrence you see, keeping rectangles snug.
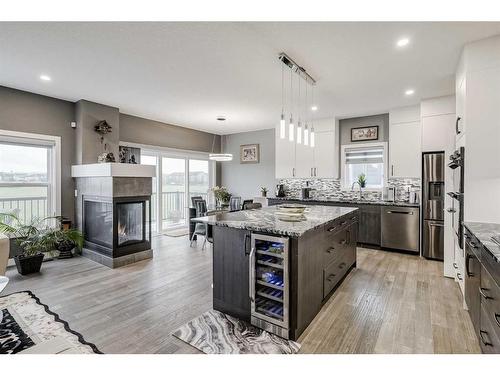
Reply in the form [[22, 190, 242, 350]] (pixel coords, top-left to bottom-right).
[[277, 177, 421, 202]]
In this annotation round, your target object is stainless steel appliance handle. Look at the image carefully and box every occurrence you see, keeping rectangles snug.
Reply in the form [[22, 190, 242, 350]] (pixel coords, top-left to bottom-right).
[[387, 210, 414, 215], [429, 223, 444, 227], [248, 246, 256, 301]]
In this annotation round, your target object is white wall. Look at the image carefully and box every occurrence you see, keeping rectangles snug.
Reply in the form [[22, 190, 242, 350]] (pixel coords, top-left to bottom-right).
[[220, 129, 276, 200]]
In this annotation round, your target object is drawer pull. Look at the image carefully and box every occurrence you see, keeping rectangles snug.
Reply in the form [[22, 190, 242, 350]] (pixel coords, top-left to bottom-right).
[[326, 274, 336, 282], [453, 262, 458, 269], [338, 262, 346, 269], [479, 330, 493, 346], [457, 273, 463, 281], [479, 287, 492, 300], [339, 239, 347, 245], [328, 226, 337, 232], [340, 221, 347, 226], [495, 314, 500, 329], [326, 247, 335, 254]]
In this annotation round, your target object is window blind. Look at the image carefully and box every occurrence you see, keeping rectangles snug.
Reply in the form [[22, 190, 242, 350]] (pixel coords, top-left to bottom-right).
[[345, 146, 384, 164]]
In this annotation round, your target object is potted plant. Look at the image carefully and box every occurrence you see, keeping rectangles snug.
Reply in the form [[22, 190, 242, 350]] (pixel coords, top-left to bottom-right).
[[46, 221, 84, 259], [357, 173, 367, 189], [261, 187, 268, 197], [212, 186, 232, 207]]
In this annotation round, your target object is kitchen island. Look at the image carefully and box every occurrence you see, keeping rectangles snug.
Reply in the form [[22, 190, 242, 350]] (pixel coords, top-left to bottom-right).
[[193, 205, 358, 340]]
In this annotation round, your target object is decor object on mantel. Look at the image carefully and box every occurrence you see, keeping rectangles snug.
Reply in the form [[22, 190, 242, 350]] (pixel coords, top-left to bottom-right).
[[0, 214, 83, 274], [212, 186, 231, 207], [94, 120, 116, 163], [261, 186, 268, 197], [0, 291, 101, 354], [240, 144, 260, 164], [277, 52, 316, 147], [351, 125, 379, 142], [209, 117, 233, 161], [118, 145, 141, 164], [173, 309, 300, 354]]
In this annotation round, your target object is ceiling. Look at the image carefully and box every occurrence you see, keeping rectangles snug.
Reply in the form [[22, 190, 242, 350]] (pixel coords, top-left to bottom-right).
[[1, 22, 500, 135]]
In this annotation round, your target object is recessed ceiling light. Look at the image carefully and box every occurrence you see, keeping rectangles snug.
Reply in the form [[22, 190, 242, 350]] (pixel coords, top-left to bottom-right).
[[39, 74, 51, 81], [311, 106, 318, 111], [396, 38, 410, 48], [405, 89, 415, 96]]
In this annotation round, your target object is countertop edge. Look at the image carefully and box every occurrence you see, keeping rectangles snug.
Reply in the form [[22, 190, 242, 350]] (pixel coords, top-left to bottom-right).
[[268, 197, 420, 208], [463, 222, 500, 263]]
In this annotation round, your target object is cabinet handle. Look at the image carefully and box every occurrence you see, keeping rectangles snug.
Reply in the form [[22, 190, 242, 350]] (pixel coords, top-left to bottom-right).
[[327, 274, 336, 282], [479, 330, 493, 346], [244, 233, 251, 255], [453, 262, 458, 269], [457, 273, 463, 281], [310, 167, 313, 177], [314, 167, 317, 176], [495, 314, 500, 329], [326, 247, 335, 254], [465, 254, 472, 277], [456, 116, 461, 135], [391, 165, 394, 176], [292, 167, 295, 177], [328, 226, 337, 232], [339, 239, 347, 245], [479, 287, 492, 300], [338, 262, 346, 269]]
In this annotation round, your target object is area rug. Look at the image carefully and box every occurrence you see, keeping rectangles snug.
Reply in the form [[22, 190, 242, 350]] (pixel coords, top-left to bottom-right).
[[173, 310, 300, 354], [163, 227, 189, 237], [0, 291, 101, 354]]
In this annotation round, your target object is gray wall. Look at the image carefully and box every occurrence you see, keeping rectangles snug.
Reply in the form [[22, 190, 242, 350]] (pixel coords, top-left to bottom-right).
[[0, 86, 76, 221], [339, 113, 389, 145], [120, 113, 220, 153], [221, 129, 276, 200], [75, 100, 120, 164]]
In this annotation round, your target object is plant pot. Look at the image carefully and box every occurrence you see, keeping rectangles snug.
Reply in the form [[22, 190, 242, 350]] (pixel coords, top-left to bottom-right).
[[56, 240, 75, 259], [262, 192, 267, 197], [14, 253, 45, 275]]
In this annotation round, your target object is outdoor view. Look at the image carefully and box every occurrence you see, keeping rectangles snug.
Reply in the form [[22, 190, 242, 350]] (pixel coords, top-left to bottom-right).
[[141, 153, 210, 231], [0, 142, 50, 224]]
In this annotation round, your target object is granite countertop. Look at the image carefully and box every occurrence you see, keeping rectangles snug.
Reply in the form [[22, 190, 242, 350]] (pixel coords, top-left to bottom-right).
[[269, 196, 420, 208], [192, 205, 358, 237], [464, 222, 500, 263]]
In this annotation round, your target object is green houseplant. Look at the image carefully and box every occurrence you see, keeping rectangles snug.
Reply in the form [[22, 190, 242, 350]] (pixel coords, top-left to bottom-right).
[[212, 186, 232, 207], [357, 173, 367, 189], [0, 213, 83, 274], [261, 186, 268, 197]]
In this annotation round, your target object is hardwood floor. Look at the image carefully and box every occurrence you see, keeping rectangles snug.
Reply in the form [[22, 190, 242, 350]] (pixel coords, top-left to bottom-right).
[[3, 237, 480, 354]]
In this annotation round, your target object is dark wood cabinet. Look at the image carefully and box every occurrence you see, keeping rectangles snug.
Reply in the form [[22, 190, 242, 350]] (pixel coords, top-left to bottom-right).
[[357, 205, 381, 246], [212, 226, 251, 321], [464, 238, 481, 333]]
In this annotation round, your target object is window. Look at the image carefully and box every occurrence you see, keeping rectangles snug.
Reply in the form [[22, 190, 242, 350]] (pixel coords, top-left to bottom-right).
[[342, 143, 387, 190], [0, 131, 60, 224]]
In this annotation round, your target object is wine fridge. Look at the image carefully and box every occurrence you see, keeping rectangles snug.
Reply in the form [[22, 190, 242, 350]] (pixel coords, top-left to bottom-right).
[[249, 233, 290, 339]]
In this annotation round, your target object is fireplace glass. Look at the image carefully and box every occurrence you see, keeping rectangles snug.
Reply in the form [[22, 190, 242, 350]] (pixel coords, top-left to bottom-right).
[[84, 200, 113, 248], [117, 202, 144, 246]]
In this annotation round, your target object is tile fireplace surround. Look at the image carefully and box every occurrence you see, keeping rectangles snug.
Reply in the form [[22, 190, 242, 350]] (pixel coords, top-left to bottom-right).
[[72, 163, 155, 268]]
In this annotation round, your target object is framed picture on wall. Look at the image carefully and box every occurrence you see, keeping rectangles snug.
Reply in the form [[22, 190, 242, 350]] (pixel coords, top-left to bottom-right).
[[351, 126, 379, 142], [240, 144, 260, 164]]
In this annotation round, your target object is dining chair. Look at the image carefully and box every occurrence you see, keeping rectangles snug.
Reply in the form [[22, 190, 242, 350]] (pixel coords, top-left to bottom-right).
[[190, 195, 203, 207], [190, 200, 211, 250], [244, 202, 262, 210], [229, 196, 242, 211]]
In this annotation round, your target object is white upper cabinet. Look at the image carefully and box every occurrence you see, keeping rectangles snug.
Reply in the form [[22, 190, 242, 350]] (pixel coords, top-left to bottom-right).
[[275, 127, 296, 178], [421, 96, 456, 153], [389, 106, 421, 178], [275, 117, 338, 179]]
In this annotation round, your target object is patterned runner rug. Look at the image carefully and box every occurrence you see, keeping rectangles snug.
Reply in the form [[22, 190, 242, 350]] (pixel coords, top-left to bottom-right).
[[0, 291, 101, 354], [173, 310, 300, 354]]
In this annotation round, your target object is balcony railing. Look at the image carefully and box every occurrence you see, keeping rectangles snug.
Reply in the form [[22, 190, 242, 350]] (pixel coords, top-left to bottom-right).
[[150, 191, 208, 225], [0, 196, 48, 224]]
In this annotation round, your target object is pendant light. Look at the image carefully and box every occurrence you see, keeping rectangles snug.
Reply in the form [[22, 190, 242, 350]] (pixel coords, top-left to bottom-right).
[[279, 62, 286, 139], [296, 72, 302, 144], [209, 117, 233, 161], [310, 86, 315, 148], [288, 67, 294, 142], [304, 82, 309, 146]]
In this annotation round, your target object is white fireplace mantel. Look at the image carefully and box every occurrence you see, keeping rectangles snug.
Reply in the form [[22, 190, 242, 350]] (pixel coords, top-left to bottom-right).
[[71, 163, 156, 178]]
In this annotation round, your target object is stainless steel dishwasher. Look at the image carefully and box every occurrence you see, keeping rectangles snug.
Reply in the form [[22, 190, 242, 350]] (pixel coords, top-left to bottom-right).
[[381, 206, 420, 253]]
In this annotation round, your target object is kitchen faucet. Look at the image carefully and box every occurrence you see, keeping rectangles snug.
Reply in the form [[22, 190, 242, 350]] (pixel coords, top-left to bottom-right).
[[351, 181, 362, 200]]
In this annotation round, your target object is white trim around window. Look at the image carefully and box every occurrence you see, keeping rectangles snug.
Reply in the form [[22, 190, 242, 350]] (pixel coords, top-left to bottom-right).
[[0, 129, 61, 217], [340, 141, 388, 191]]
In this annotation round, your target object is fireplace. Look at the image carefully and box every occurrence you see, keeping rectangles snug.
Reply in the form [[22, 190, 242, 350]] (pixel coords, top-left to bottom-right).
[[83, 196, 151, 258]]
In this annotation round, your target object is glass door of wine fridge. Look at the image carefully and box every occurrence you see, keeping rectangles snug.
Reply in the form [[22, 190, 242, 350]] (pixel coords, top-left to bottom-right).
[[249, 233, 289, 338]]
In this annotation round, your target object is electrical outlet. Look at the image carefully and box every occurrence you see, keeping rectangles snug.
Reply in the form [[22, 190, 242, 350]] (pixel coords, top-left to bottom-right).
[[74, 189, 78, 197]]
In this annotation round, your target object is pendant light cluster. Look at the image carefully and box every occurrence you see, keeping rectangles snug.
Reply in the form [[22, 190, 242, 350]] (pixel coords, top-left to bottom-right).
[[278, 52, 316, 147]]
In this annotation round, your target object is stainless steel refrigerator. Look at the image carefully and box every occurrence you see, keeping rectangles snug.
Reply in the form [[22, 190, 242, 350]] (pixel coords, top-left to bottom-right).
[[422, 152, 445, 260]]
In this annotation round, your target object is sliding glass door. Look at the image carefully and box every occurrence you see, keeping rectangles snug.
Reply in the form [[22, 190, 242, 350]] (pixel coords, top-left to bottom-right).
[[140, 147, 214, 233], [161, 157, 186, 230]]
